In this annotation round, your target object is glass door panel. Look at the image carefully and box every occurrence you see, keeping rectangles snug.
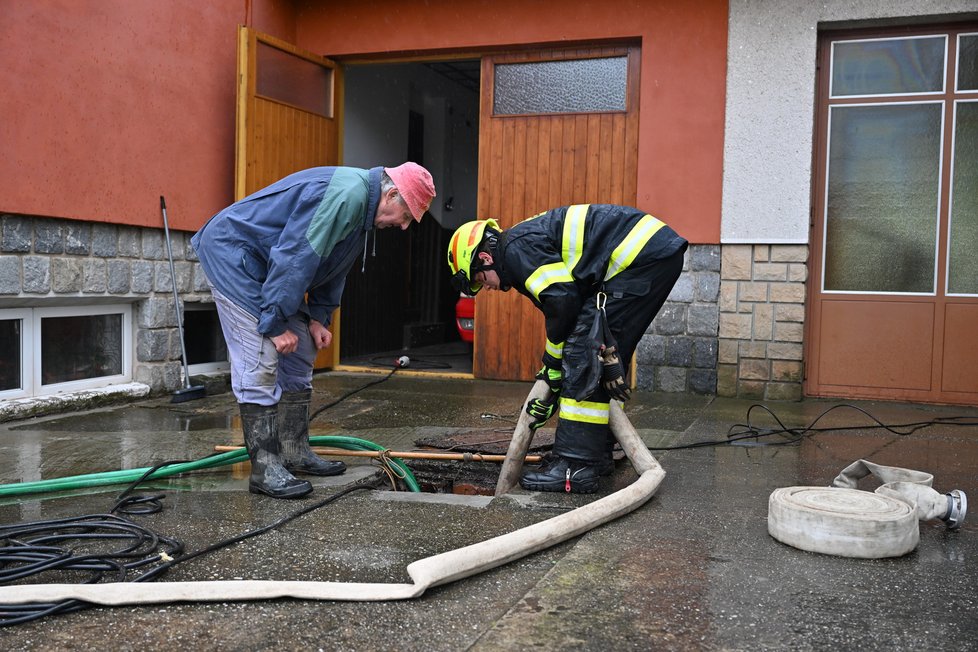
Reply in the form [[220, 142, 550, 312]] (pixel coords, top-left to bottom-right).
[[824, 103, 942, 293], [948, 100, 978, 295]]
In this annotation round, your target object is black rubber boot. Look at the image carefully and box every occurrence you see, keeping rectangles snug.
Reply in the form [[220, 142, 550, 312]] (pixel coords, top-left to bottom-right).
[[521, 412, 607, 493], [595, 433, 617, 477], [279, 390, 346, 477], [520, 455, 600, 494], [240, 402, 312, 499]]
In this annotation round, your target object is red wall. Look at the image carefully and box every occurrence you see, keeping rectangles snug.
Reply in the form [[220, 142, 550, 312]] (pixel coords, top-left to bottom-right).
[[295, 0, 727, 244], [2, 0, 726, 242], [0, 0, 294, 231]]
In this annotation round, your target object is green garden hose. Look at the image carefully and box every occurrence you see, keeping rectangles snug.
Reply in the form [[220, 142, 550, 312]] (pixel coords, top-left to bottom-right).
[[0, 435, 419, 497]]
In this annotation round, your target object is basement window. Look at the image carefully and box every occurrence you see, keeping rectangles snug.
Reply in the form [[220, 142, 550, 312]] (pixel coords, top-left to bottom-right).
[[183, 303, 229, 373], [0, 305, 132, 398]]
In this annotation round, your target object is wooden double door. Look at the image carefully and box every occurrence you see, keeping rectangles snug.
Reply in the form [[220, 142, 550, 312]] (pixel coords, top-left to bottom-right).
[[236, 29, 641, 379]]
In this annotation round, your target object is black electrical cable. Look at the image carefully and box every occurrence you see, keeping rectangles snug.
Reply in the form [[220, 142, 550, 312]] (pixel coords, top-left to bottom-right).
[[309, 367, 399, 422], [0, 462, 382, 628], [647, 402, 978, 451]]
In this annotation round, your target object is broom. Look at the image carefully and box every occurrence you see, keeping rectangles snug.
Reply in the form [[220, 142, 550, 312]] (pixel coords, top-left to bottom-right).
[[160, 195, 207, 402]]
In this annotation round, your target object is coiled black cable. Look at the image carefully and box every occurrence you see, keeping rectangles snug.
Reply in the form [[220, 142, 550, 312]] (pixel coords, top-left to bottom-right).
[[0, 464, 380, 628]]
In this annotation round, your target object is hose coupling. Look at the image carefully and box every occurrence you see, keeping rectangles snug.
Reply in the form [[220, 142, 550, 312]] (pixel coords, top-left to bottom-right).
[[942, 489, 967, 530]]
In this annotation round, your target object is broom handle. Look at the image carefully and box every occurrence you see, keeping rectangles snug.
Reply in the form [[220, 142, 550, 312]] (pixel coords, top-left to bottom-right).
[[160, 196, 193, 389]]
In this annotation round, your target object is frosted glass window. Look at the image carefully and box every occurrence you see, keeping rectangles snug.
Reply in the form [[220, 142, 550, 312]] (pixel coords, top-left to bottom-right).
[[493, 57, 627, 115], [958, 34, 978, 91], [824, 104, 941, 293], [948, 101, 978, 295], [831, 36, 946, 97], [256, 42, 332, 117]]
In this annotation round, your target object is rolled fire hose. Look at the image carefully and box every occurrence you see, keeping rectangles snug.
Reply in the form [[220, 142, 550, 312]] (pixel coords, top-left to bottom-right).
[[0, 390, 664, 606], [768, 459, 967, 559]]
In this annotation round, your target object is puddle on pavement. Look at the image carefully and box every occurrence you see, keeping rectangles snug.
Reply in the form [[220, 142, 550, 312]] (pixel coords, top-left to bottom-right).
[[10, 405, 237, 433]]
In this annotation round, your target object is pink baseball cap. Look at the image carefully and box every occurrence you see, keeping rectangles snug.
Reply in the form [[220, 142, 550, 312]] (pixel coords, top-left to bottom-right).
[[385, 162, 436, 222]]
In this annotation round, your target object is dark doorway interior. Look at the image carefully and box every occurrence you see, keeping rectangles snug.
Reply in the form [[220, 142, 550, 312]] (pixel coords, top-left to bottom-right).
[[339, 60, 480, 371]]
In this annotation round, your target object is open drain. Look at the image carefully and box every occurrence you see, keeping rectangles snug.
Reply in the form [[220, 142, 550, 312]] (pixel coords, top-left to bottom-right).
[[406, 428, 555, 496]]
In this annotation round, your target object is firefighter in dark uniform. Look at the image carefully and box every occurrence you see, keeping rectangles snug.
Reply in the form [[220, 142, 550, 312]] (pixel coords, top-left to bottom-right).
[[447, 205, 687, 493]]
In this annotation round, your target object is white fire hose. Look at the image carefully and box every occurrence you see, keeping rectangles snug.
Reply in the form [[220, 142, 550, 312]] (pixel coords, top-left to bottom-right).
[[768, 459, 967, 558], [0, 383, 665, 607]]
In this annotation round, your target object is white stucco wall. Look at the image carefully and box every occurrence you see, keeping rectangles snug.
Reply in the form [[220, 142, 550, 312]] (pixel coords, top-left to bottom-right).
[[722, 0, 978, 243]]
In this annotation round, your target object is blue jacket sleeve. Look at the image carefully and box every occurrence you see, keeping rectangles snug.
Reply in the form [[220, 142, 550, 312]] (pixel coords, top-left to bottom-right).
[[257, 172, 366, 336]]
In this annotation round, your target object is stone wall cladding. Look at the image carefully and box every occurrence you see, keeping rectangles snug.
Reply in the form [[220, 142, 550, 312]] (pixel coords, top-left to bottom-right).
[[717, 244, 808, 401], [635, 245, 720, 394], [0, 214, 211, 395]]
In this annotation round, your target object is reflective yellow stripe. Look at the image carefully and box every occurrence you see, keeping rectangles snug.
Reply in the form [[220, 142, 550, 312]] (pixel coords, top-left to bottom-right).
[[605, 214, 665, 281], [558, 398, 610, 424], [525, 262, 574, 300], [561, 204, 589, 273], [545, 339, 564, 359]]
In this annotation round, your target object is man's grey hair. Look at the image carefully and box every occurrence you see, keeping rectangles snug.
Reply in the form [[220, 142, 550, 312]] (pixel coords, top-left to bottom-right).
[[380, 171, 409, 208]]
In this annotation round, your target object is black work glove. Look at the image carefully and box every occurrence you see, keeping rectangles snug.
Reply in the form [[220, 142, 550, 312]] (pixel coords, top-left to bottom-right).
[[535, 364, 563, 393], [600, 346, 631, 401], [526, 394, 558, 431]]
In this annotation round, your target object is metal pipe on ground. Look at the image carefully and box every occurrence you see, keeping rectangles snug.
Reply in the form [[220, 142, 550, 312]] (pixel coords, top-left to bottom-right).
[[213, 445, 543, 464]]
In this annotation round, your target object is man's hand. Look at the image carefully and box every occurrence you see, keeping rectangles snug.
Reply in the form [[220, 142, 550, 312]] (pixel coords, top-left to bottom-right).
[[309, 320, 333, 350], [600, 346, 631, 401], [270, 329, 299, 354], [526, 394, 558, 431]]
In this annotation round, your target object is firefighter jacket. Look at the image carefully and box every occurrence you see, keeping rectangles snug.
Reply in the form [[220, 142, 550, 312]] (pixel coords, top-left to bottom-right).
[[192, 166, 383, 338], [496, 204, 687, 368]]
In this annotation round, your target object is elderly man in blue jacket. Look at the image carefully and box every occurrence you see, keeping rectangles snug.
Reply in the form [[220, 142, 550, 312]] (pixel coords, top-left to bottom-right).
[[192, 163, 436, 498]]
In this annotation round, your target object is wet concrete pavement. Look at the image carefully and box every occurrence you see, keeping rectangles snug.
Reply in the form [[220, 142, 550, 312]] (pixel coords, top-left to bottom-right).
[[0, 372, 976, 651]]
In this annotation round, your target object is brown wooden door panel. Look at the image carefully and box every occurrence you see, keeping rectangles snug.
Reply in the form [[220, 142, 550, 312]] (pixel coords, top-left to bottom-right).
[[475, 46, 641, 381], [817, 301, 934, 391], [235, 26, 341, 369], [942, 304, 978, 394]]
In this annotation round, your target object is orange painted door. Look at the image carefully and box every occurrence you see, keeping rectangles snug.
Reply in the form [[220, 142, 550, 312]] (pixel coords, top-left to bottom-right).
[[475, 46, 641, 381], [806, 27, 978, 405], [235, 26, 342, 369]]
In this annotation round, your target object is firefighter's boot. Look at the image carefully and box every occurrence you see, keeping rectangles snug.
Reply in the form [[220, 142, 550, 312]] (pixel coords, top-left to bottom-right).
[[279, 389, 346, 477], [520, 421, 605, 494], [595, 433, 617, 477], [240, 402, 312, 499]]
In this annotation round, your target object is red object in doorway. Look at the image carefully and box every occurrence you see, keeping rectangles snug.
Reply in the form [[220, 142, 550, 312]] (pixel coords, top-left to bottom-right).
[[455, 294, 474, 343]]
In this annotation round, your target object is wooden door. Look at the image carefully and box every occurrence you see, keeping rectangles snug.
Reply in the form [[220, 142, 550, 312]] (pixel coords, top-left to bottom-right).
[[235, 26, 342, 369], [475, 46, 641, 380], [806, 27, 978, 405]]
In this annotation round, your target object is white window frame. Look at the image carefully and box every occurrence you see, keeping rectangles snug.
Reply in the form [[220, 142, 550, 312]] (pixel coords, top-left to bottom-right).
[[820, 100, 945, 297], [0, 308, 34, 400], [956, 33, 978, 94], [946, 98, 978, 298], [829, 34, 948, 100], [183, 302, 230, 375], [32, 304, 133, 396]]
